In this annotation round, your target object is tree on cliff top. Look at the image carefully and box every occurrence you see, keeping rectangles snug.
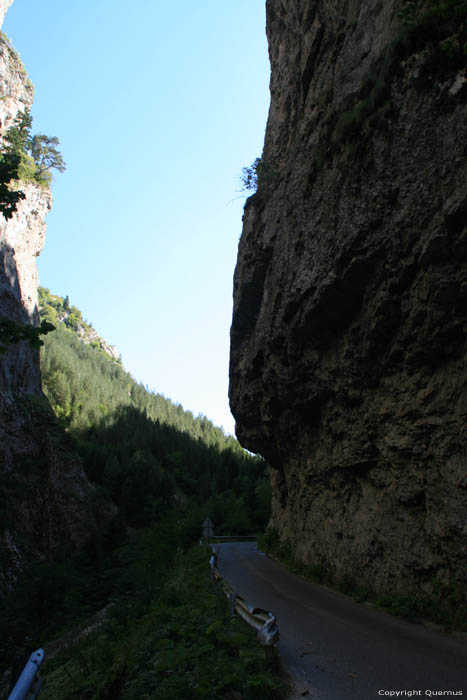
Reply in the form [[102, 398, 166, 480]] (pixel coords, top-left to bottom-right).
[[30, 134, 66, 177], [2, 108, 32, 154], [0, 109, 66, 203]]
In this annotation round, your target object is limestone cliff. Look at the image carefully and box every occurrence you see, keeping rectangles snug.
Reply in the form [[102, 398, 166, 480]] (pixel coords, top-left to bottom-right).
[[0, 4, 94, 586], [0, 0, 12, 30], [230, 0, 467, 601]]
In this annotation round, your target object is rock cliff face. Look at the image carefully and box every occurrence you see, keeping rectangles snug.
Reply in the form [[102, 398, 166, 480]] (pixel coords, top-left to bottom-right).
[[0, 184, 50, 397], [230, 0, 467, 599], [0, 22, 33, 133], [0, 4, 94, 586], [0, 0, 13, 29]]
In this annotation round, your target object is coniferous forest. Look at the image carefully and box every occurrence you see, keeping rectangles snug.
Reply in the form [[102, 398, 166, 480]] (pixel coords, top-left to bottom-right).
[[38, 287, 271, 534], [1, 289, 285, 700]]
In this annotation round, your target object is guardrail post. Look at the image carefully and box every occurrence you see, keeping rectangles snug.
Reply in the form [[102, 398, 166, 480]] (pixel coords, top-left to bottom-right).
[[257, 614, 280, 670], [206, 544, 280, 673], [229, 591, 237, 617], [264, 644, 279, 671], [257, 615, 279, 647], [202, 517, 214, 543], [8, 649, 44, 700], [210, 553, 216, 581]]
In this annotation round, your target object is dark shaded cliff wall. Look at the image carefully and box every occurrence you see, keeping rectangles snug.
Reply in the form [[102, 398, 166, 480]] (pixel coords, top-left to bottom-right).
[[0, 5, 95, 587], [230, 0, 467, 599]]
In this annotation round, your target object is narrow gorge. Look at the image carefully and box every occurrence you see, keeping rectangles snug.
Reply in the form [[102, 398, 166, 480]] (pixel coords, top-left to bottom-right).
[[230, 0, 467, 607]]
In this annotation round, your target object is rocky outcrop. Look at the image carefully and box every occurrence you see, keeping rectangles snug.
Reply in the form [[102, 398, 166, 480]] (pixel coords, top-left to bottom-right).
[[0, 184, 50, 397], [0, 5, 95, 586], [77, 324, 121, 362], [0, 0, 13, 31], [230, 0, 467, 600], [0, 22, 33, 132]]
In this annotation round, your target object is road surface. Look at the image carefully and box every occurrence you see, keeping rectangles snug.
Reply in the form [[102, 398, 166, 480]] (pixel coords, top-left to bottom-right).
[[216, 542, 467, 700]]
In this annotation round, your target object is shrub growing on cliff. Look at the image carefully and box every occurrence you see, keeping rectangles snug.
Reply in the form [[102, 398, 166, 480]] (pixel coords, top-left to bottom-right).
[[0, 109, 66, 190], [398, 0, 467, 56], [240, 157, 277, 195], [241, 157, 261, 192], [0, 317, 55, 353], [399, 0, 467, 25]]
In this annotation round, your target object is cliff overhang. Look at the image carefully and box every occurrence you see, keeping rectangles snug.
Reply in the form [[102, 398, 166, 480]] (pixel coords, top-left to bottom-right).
[[229, 0, 467, 604]]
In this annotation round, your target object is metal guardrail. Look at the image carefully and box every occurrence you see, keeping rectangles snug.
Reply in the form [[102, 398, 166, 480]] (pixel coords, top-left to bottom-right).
[[209, 547, 280, 650], [5, 544, 274, 700], [201, 518, 258, 545], [209, 536, 257, 543], [7, 649, 44, 700]]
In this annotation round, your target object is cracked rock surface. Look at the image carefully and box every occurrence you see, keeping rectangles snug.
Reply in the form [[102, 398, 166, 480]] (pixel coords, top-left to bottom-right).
[[230, 0, 467, 598]]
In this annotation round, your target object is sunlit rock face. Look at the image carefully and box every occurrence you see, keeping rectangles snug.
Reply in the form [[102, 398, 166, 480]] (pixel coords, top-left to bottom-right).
[[230, 0, 467, 599], [0, 4, 94, 586], [0, 183, 50, 398], [0, 10, 33, 133], [0, 0, 13, 29]]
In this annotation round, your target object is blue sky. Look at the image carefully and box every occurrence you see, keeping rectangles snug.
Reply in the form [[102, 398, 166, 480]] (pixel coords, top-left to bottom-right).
[[3, 0, 270, 434]]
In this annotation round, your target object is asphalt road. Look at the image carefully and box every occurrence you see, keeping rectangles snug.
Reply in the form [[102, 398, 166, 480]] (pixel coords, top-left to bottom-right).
[[215, 541, 467, 700]]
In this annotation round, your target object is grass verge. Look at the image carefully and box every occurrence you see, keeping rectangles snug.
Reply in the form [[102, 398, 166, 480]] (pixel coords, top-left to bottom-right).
[[38, 543, 287, 700]]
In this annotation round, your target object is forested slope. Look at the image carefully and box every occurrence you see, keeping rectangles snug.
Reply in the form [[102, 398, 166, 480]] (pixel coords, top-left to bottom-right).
[[38, 286, 271, 533], [0, 290, 279, 700]]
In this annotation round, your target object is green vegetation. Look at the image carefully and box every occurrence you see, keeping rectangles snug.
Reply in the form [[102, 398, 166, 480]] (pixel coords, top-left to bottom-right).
[[258, 528, 467, 632], [240, 157, 277, 196], [0, 152, 25, 219], [38, 288, 270, 533], [240, 157, 261, 192], [398, 0, 467, 57], [1, 290, 280, 698], [309, 0, 467, 177], [0, 108, 65, 219], [0, 30, 28, 78], [0, 317, 55, 353], [5, 526, 285, 700], [1, 110, 66, 189], [39, 287, 119, 361], [30, 134, 66, 179], [399, 0, 467, 27]]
